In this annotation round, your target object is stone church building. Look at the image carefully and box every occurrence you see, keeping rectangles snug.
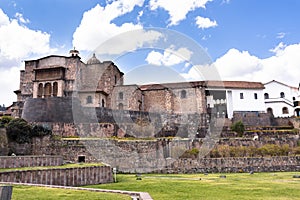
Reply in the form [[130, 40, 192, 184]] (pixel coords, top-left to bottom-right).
[[13, 49, 208, 119], [11, 49, 269, 129]]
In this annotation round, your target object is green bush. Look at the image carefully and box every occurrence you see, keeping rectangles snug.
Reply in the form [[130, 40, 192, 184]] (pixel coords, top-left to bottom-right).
[[6, 119, 52, 143], [31, 124, 52, 137], [6, 118, 32, 143], [0, 116, 13, 128], [231, 121, 245, 137], [180, 148, 199, 159]]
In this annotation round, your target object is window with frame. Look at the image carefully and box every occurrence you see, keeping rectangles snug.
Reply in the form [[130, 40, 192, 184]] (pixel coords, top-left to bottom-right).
[[86, 96, 93, 104], [282, 107, 289, 114], [254, 93, 258, 99], [119, 92, 123, 100], [240, 93, 244, 99], [181, 90, 187, 99], [264, 93, 269, 99]]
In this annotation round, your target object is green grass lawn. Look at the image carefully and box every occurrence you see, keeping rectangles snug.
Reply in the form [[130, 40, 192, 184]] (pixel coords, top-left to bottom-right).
[[89, 172, 300, 200], [8, 172, 300, 200], [11, 186, 131, 200]]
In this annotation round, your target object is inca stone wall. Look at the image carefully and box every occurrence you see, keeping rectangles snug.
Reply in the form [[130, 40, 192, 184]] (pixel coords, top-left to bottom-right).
[[0, 156, 63, 168], [0, 166, 112, 186], [232, 112, 273, 126], [0, 129, 8, 156], [165, 156, 300, 173], [22, 97, 208, 138]]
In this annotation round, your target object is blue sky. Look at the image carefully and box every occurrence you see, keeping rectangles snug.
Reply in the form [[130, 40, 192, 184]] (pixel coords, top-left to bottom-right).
[[0, 0, 300, 106]]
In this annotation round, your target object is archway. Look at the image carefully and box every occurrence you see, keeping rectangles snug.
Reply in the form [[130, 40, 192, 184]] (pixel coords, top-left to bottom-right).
[[44, 83, 52, 98], [53, 82, 58, 97], [267, 107, 273, 115], [37, 83, 43, 98]]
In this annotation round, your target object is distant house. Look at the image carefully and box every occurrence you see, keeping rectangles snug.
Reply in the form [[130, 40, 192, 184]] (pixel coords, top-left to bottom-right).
[[263, 80, 299, 117]]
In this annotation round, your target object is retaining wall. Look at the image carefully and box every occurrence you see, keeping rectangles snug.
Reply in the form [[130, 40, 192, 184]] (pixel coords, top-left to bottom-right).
[[0, 166, 112, 186], [0, 156, 63, 168], [164, 156, 300, 173]]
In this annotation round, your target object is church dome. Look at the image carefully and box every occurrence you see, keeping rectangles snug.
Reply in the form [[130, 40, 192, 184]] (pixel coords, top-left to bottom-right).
[[87, 53, 101, 65]]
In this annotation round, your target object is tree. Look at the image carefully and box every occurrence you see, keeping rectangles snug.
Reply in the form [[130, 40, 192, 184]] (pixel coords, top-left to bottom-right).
[[0, 116, 13, 128], [6, 118, 32, 143], [31, 124, 52, 137], [231, 121, 245, 137]]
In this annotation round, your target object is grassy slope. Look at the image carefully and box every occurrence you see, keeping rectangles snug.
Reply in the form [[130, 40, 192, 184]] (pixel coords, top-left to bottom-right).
[[88, 172, 300, 200]]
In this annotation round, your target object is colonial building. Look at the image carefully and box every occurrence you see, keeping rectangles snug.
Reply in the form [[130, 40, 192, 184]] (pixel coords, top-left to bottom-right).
[[14, 50, 292, 121], [205, 81, 266, 119], [263, 80, 299, 117]]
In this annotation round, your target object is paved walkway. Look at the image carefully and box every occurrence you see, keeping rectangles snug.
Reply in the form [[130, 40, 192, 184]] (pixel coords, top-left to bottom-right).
[[0, 182, 153, 200]]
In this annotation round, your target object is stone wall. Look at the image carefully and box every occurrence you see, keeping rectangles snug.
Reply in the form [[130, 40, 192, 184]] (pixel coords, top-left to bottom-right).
[[165, 156, 300, 173], [0, 156, 63, 168], [0, 129, 8, 156], [23, 97, 208, 139], [232, 112, 273, 126], [0, 166, 112, 186]]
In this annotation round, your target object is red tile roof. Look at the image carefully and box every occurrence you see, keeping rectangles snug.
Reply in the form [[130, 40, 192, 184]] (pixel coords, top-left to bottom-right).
[[139, 80, 264, 91]]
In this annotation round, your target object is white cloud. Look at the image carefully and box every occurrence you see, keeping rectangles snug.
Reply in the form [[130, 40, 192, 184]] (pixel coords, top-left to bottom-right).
[[145, 46, 193, 66], [15, 12, 30, 24], [0, 9, 53, 61], [0, 66, 20, 106], [0, 9, 54, 105], [269, 42, 286, 55], [195, 16, 217, 29], [149, 0, 212, 26], [95, 29, 163, 55], [276, 32, 286, 39], [73, 1, 157, 53], [181, 43, 300, 87]]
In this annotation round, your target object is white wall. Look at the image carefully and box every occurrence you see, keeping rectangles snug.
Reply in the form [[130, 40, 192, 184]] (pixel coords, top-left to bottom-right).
[[264, 81, 297, 101], [265, 101, 294, 117], [263, 81, 298, 117], [230, 89, 265, 116]]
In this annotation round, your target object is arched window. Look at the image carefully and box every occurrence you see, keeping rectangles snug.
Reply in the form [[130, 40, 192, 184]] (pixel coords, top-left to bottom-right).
[[53, 82, 58, 97], [267, 107, 273, 115], [181, 90, 187, 99], [282, 107, 289, 114], [118, 103, 123, 110], [119, 92, 123, 100], [86, 96, 93, 104], [280, 92, 285, 98], [114, 75, 117, 84], [37, 83, 43, 98], [102, 99, 105, 107], [264, 93, 269, 99], [44, 83, 52, 98]]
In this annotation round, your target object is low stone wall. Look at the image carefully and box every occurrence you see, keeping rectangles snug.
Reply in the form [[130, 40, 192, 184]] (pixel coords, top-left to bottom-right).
[[0, 156, 63, 168], [165, 156, 300, 173], [0, 166, 112, 186]]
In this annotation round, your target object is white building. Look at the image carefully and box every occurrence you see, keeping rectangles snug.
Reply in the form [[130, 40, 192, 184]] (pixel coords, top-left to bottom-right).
[[205, 81, 266, 119], [263, 80, 298, 117]]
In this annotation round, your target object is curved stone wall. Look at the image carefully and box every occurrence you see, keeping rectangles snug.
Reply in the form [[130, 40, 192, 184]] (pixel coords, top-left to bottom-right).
[[0, 166, 112, 186]]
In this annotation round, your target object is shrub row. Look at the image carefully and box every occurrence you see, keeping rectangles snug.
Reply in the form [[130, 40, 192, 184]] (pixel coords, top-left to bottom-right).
[[210, 144, 300, 158]]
